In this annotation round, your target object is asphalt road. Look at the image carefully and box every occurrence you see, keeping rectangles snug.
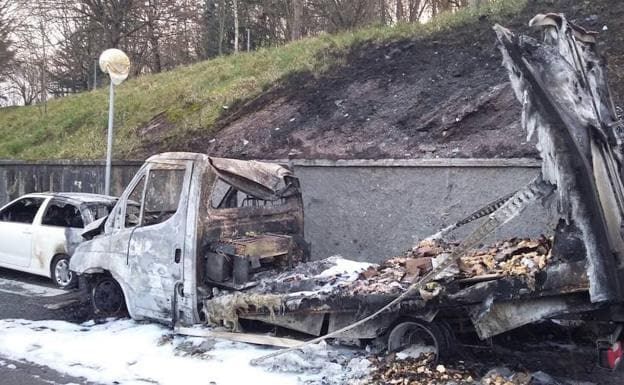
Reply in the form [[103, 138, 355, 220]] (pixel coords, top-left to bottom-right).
[[0, 267, 99, 385]]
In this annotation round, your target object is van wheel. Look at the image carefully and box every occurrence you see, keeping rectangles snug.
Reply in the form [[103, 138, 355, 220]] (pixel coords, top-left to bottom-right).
[[51, 255, 77, 289], [92, 276, 126, 317], [387, 320, 450, 365]]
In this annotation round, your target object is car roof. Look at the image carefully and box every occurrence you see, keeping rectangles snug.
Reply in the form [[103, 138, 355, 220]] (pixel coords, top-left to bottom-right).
[[24, 192, 117, 205]]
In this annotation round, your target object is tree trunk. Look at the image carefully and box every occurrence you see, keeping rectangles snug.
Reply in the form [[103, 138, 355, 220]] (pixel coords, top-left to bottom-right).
[[146, 0, 162, 73], [38, 16, 47, 117], [396, 0, 404, 22], [290, 0, 303, 40], [379, 0, 387, 25], [408, 0, 422, 22], [233, 0, 239, 53], [217, 0, 225, 55], [150, 32, 162, 72]]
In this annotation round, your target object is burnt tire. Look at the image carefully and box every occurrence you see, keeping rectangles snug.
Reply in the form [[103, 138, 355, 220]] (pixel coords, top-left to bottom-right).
[[91, 276, 126, 317], [387, 320, 452, 364], [51, 254, 77, 289]]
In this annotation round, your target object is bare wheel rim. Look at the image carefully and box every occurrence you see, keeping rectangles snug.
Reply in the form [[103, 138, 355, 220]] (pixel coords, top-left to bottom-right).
[[388, 321, 440, 362], [54, 259, 72, 286], [92, 279, 123, 315]]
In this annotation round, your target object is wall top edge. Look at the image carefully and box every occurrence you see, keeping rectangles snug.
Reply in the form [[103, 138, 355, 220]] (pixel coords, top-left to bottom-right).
[[285, 158, 541, 168], [0, 158, 542, 168]]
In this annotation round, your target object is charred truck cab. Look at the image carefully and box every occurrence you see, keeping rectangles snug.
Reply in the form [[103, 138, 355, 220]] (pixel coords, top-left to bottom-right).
[[70, 152, 306, 324]]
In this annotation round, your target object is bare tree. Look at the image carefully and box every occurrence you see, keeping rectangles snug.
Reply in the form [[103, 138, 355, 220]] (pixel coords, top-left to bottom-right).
[[7, 0, 55, 111], [308, 0, 377, 32], [74, 0, 146, 48], [233, 0, 239, 52], [133, 0, 202, 72], [379, 0, 387, 24], [141, 0, 166, 72], [49, 18, 99, 94], [2, 0, 479, 106], [408, 0, 425, 22], [6, 62, 43, 105], [36, 1, 48, 114], [218, 0, 226, 54], [290, 0, 303, 40], [396, 0, 405, 22], [0, 0, 15, 100]]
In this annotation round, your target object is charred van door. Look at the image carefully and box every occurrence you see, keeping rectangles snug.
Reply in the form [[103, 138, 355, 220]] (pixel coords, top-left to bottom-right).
[[123, 161, 192, 323]]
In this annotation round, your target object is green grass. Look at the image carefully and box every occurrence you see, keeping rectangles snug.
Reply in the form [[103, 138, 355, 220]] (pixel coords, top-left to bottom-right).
[[0, 0, 527, 160]]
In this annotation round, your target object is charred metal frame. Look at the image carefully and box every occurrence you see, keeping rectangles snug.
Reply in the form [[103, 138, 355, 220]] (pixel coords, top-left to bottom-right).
[[70, 152, 305, 326]]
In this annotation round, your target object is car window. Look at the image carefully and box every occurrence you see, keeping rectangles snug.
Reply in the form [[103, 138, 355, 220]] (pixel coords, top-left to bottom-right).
[[142, 168, 185, 227], [123, 167, 186, 229], [211, 178, 286, 209], [42, 200, 84, 228], [85, 203, 114, 221], [125, 176, 146, 228], [0, 197, 45, 224]]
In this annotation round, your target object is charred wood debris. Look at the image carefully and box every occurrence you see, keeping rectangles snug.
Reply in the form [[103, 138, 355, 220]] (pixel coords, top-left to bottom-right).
[[203, 236, 553, 328], [351, 237, 551, 296], [368, 353, 534, 385]]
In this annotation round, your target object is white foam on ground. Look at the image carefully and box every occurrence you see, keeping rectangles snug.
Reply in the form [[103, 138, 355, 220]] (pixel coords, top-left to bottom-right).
[[0, 319, 310, 385], [316, 257, 374, 281], [0, 319, 373, 385], [0, 277, 65, 297]]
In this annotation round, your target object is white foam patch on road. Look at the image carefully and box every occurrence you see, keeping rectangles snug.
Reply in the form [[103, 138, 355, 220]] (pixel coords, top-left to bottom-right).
[[0, 319, 369, 385], [0, 277, 65, 297]]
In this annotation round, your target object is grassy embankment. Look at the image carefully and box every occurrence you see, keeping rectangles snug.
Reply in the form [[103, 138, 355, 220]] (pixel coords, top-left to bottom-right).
[[0, 0, 526, 160]]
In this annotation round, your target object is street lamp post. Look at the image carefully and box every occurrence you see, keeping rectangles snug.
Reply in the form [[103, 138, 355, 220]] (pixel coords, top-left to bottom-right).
[[99, 49, 130, 196], [105, 79, 115, 196]]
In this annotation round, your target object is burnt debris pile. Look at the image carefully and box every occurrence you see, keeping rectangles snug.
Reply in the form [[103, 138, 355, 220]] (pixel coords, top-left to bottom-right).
[[348, 237, 552, 296], [202, 236, 553, 329]]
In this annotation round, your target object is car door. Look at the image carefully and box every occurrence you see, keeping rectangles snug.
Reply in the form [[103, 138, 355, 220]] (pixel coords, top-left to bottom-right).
[[31, 198, 85, 273], [122, 162, 191, 323], [0, 197, 47, 268]]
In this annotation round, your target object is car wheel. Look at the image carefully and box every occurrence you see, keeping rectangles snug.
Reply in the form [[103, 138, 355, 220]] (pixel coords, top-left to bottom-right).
[[51, 255, 77, 289], [91, 276, 125, 317]]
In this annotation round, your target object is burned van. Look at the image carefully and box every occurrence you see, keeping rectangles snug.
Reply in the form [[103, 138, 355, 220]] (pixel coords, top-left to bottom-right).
[[70, 152, 306, 325]]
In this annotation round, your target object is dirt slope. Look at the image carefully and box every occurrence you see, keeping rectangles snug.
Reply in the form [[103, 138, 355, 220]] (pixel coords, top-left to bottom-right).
[[157, 0, 624, 160]]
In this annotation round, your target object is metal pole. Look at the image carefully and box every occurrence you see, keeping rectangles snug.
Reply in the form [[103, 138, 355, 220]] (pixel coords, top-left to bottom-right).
[[104, 81, 114, 196]]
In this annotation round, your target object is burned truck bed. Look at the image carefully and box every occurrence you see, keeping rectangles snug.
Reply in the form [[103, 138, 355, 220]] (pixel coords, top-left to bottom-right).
[[199, 236, 595, 344]]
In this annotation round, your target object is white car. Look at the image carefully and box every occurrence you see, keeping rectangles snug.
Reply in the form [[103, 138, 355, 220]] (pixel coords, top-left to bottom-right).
[[0, 193, 117, 289]]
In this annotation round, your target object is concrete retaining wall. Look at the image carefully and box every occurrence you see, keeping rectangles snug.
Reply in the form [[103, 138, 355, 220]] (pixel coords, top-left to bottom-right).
[[0, 158, 553, 263], [0, 160, 141, 205], [295, 159, 554, 262]]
